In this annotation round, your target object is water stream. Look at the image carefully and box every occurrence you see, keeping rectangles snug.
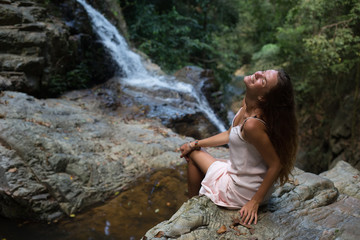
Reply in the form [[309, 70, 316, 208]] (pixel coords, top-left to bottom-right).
[[77, 0, 227, 133]]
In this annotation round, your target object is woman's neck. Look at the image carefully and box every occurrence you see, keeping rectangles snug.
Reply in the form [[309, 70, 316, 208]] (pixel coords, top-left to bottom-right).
[[244, 95, 261, 117]]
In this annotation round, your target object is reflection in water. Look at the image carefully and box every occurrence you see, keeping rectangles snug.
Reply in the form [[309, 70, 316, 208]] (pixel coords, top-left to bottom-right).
[[105, 220, 111, 236], [0, 165, 188, 240]]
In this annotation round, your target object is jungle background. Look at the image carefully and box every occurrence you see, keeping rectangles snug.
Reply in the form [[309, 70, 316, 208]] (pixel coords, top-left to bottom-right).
[[117, 0, 360, 173]]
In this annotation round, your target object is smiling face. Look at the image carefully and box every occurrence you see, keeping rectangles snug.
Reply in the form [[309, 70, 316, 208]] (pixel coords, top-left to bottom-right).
[[244, 70, 278, 99]]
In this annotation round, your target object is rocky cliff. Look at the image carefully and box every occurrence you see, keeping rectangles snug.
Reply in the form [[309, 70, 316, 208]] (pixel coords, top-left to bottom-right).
[[0, 0, 116, 96]]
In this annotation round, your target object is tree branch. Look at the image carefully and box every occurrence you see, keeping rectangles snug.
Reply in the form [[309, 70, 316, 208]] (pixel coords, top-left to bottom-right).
[[320, 18, 353, 33]]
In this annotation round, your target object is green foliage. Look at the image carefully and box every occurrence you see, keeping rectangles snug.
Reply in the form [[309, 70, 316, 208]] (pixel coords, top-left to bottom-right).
[[278, 0, 359, 106], [48, 74, 66, 95], [131, 5, 206, 71], [119, 0, 241, 85], [48, 62, 91, 96], [66, 62, 91, 88], [251, 44, 281, 70]]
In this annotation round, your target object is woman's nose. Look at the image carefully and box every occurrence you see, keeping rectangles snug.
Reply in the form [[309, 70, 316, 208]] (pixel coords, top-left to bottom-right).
[[254, 71, 263, 79]]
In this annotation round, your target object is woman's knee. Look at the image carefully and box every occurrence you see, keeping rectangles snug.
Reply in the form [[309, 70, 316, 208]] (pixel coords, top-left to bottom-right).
[[189, 149, 216, 173], [188, 148, 206, 158]]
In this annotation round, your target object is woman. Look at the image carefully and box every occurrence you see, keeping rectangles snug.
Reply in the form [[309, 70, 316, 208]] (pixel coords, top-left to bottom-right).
[[180, 69, 298, 225]]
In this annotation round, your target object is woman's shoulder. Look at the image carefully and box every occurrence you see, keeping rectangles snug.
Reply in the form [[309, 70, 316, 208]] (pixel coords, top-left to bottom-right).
[[243, 117, 266, 129], [242, 117, 267, 142]]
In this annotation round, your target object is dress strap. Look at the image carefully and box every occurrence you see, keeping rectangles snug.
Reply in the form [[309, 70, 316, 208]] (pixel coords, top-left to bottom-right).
[[231, 107, 243, 127]]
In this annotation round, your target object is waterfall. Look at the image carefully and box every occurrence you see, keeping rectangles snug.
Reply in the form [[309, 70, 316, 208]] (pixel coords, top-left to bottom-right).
[[77, 0, 227, 133]]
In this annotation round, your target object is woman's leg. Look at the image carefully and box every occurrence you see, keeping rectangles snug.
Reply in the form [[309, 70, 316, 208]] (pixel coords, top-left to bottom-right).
[[187, 158, 204, 198], [187, 149, 217, 198]]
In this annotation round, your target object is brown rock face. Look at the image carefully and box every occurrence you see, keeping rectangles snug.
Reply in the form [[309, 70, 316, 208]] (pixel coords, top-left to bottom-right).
[[0, 1, 61, 94]]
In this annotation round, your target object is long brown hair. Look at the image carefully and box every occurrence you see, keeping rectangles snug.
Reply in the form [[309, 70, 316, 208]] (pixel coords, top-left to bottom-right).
[[258, 69, 298, 185]]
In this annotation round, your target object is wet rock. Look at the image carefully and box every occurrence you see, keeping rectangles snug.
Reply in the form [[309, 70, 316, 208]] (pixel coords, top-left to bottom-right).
[[167, 112, 218, 139], [145, 168, 360, 240], [169, 66, 228, 138], [174, 66, 228, 124], [1, 0, 225, 140], [104, 66, 226, 139]]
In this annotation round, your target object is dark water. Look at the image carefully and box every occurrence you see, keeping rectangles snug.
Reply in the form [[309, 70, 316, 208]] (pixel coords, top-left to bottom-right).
[[0, 165, 188, 240]]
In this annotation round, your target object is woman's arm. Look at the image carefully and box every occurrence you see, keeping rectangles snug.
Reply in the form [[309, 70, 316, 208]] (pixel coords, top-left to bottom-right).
[[180, 103, 243, 158], [180, 128, 231, 158], [194, 129, 231, 148], [239, 119, 282, 225]]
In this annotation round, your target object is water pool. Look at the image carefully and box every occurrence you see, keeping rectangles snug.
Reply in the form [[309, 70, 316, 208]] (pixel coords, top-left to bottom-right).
[[0, 165, 188, 240]]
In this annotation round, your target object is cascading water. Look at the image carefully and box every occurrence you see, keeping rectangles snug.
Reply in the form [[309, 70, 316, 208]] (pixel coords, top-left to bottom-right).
[[77, 0, 227, 132]]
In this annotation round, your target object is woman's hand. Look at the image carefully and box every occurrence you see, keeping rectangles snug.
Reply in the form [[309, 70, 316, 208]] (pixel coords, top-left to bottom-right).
[[180, 142, 192, 161], [239, 199, 260, 225]]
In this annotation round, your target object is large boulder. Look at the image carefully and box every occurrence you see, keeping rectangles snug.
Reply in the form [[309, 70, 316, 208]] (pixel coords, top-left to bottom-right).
[[0, 90, 229, 221], [320, 160, 360, 200], [144, 167, 360, 239]]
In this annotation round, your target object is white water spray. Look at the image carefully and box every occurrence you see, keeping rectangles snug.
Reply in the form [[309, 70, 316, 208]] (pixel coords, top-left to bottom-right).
[[77, 0, 226, 132]]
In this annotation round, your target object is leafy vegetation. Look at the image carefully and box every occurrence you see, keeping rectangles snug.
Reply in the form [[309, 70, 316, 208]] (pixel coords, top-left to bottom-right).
[[48, 62, 91, 96], [119, 0, 241, 86], [46, 41, 115, 97]]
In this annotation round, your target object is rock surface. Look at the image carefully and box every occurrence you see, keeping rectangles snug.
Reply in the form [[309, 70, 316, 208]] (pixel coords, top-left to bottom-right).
[[144, 165, 360, 240], [320, 160, 360, 199], [0, 90, 229, 221]]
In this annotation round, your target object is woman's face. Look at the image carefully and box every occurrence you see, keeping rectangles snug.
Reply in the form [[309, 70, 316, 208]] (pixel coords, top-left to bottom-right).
[[244, 70, 278, 97]]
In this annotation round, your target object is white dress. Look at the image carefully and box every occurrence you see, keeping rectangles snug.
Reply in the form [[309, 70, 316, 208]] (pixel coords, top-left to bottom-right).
[[199, 108, 273, 209]]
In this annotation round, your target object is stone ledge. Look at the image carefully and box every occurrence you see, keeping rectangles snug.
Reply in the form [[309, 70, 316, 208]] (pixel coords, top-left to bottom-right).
[[144, 167, 360, 239]]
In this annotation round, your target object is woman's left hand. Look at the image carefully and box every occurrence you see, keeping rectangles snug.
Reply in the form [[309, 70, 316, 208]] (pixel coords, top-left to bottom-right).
[[239, 199, 259, 225]]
